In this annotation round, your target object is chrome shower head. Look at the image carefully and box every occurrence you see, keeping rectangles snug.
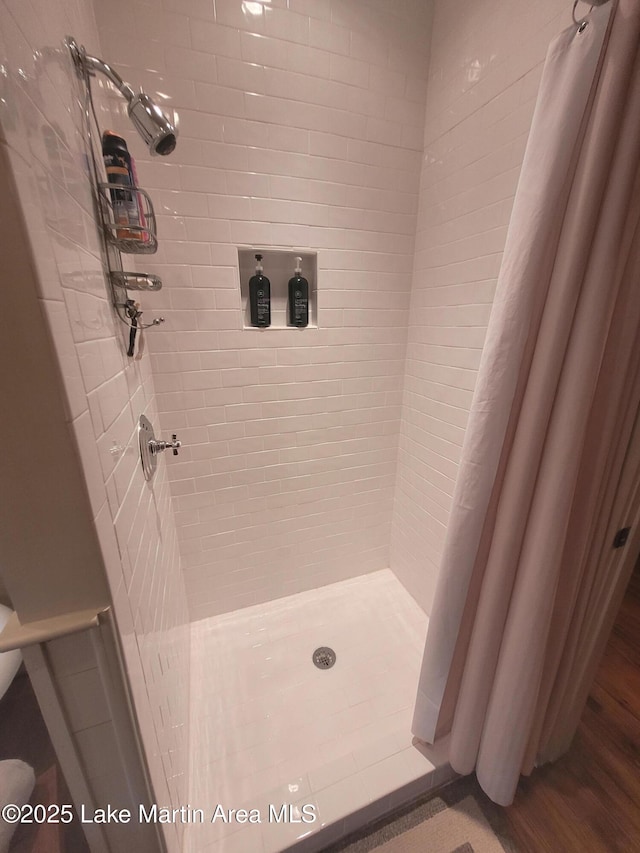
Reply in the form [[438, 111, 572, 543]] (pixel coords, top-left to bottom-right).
[[67, 36, 178, 156], [127, 92, 177, 156]]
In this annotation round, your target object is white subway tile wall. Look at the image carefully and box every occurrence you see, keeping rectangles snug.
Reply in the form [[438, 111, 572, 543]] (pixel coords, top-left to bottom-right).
[[94, 0, 435, 619], [390, 0, 569, 612], [0, 3, 190, 850]]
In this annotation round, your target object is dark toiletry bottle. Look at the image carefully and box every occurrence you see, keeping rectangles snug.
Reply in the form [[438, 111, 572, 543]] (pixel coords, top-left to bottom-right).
[[126, 140, 149, 243], [249, 254, 271, 327], [288, 256, 309, 327], [102, 130, 142, 240]]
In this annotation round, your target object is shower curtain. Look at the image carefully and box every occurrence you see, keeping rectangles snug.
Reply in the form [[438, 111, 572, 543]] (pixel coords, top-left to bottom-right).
[[412, 0, 640, 806]]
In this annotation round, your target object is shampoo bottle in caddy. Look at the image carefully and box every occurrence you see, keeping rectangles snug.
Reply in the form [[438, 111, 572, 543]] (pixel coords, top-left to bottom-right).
[[102, 131, 143, 241]]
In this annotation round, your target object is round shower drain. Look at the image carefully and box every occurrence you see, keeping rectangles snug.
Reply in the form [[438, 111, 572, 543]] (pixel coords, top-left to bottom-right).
[[312, 647, 336, 670]]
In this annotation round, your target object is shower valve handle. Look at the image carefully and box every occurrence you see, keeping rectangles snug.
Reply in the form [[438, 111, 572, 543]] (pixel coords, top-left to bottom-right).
[[148, 434, 181, 456]]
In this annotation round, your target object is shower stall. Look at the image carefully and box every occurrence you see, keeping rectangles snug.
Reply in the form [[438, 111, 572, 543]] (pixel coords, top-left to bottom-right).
[[0, 0, 584, 851]]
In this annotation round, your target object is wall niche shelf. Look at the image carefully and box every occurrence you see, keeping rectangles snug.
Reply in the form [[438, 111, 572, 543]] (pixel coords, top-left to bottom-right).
[[238, 248, 318, 330]]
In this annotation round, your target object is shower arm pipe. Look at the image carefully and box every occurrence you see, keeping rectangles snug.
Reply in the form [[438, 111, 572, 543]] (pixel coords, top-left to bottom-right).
[[81, 53, 136, 105], [67, 38, 128, 96], [67, 36, 178, 157]]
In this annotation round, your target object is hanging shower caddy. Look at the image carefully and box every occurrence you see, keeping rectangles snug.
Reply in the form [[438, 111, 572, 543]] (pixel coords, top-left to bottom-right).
[[67, 36, 179, 354]]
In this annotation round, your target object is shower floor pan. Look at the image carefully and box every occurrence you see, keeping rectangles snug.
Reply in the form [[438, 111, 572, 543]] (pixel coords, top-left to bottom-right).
[[186, 569, 452, 853]]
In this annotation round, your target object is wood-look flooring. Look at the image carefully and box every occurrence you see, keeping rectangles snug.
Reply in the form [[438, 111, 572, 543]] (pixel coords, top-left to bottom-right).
[[499, 569, 640, 852]]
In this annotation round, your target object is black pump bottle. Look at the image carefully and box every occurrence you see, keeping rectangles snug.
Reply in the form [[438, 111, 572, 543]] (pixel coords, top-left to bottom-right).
[[249, 254, 271, 327], [288, 256, 309, 327]]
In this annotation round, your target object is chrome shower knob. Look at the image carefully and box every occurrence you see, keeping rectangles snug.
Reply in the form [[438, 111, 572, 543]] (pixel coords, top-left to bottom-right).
[[148, 435, 181, 456], [138, 415, 181, 480]]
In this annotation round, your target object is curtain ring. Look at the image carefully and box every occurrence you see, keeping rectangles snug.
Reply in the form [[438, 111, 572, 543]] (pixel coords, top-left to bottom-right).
[[572, 1, 594, 27]]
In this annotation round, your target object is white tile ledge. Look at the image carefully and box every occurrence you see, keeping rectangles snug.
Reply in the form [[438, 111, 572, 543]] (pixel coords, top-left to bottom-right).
[[216, 740, 454, 853], [283, 741, 454, 853]]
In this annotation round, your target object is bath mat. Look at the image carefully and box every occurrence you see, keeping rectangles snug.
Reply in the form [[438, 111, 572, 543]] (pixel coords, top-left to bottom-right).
[[369, 796, 505, 852], [326, 779, 515, 853]]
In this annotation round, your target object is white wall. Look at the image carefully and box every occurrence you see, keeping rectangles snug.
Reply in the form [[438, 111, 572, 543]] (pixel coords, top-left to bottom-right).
[[87, 0, 574, 621], [0, 2, 190, 849], [94, 0, 434, 619], [390, 0, 570, 613]]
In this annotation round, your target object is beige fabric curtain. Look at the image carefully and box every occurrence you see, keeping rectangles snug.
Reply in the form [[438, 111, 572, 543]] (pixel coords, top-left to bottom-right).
[[412, 0, 640, 805]]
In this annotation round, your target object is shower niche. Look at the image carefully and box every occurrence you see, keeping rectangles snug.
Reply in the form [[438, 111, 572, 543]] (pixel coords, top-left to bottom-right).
[[238, 248, 318, 329]]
